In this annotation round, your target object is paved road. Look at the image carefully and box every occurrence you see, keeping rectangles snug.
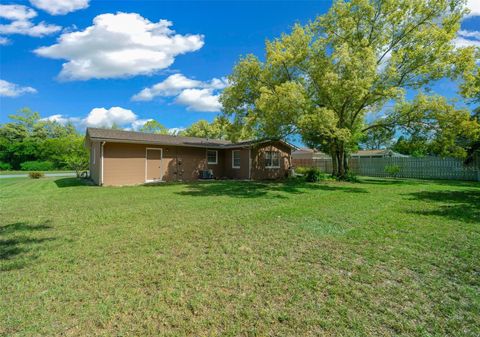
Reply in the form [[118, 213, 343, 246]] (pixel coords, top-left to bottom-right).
[[0, 172, 77, 179]]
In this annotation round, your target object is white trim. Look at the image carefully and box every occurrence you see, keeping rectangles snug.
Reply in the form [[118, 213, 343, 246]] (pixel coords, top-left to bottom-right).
[[100, 141, 105, 185], [207, 149, 218, 165], [232, 150, 241, 169], [145, 147, 163, 182], [265, 150, 280, 169]]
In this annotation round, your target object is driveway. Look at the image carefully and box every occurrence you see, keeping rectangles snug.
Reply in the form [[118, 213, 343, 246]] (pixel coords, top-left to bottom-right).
[[0, 172, 77, 179]]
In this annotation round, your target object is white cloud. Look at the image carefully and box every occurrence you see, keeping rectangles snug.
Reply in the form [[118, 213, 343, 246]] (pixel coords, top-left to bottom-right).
[[41, 114, 81, 125], [43, 108, 157, 130], [0, 79, 37, 97], [0, 20, 61, 37], [132, 74, 203, 101], [168, 127, 185, 135], [35, 12, 204, 80], [0, 37, 10, 45], [30, 0, 89, 15], [43, 111, 185, 133], [131, 118, 152, 131], [458, 29, 480, 40], [132, 73, 227, 112], [176, 88, 222, 112], [83, 107, 139, 128], [0, 4, 61, 37], [0, 4, 36, 21], [454, 29, 480, 48], [466, 0, 480, 18]]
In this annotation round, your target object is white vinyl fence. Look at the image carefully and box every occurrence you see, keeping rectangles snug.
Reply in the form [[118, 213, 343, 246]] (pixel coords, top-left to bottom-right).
[[292, 156, 480, 181]]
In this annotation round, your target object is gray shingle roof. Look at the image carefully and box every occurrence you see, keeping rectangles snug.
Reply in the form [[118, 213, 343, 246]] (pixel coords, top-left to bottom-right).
[[86, 128, 297, 149], [86, 128, 231, 148]]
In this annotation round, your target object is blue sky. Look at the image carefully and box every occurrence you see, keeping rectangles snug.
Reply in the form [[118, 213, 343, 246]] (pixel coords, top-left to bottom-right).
[[1, 0, 479, 133]]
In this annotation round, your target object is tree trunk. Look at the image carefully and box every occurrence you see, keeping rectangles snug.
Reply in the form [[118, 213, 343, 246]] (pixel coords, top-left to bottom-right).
[[331, 144, 349, 179], [337, 149, 345, 178], [343, 152, 349, 174], [330, 148, 337, 176]]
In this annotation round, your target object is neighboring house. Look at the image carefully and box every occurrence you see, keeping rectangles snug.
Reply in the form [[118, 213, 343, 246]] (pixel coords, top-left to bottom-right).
[[350, 149, 409, 158], [85, 128, 296, 186], [291, 148, 331, 160], [293, 148, 408, 161]]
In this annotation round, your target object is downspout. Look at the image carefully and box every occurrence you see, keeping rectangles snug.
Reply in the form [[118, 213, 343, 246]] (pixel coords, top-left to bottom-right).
[[100, 141, 106, 186], [248, 147, 252, 180]]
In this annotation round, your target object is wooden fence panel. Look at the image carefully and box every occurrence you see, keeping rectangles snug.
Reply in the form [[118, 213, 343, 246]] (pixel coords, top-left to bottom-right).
[[292, 156, 480, 181]]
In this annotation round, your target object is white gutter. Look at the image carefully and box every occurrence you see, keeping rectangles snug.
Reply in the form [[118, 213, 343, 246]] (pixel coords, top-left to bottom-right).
[[100, 141, 106, 185]]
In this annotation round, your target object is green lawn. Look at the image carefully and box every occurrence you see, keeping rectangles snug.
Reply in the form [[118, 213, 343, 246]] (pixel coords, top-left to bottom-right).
[[1, 177, 479, 336]]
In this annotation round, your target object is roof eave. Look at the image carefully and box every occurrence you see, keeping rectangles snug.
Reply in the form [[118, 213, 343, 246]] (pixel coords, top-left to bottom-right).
[[88, 137, 227, 149]]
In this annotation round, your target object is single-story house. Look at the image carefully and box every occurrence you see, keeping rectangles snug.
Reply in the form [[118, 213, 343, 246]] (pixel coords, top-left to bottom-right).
[[85, 128, 296, 186], [350, 149, 409, 158], [291, 148, 331, 160], [292, 148, 408, 161]]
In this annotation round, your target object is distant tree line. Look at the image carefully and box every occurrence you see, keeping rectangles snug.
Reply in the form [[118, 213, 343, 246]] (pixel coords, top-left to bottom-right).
[[0, 108, 88, 174]]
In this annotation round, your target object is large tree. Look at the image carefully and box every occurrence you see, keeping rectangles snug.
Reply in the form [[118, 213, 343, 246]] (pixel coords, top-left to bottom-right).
[[139, 120, 169, 134], [181, 116, 253, 141], [221, 0, 478, 178]]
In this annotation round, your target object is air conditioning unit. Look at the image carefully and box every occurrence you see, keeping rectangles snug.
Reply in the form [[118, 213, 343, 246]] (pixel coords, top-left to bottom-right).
[[199, 169, 214, 179]]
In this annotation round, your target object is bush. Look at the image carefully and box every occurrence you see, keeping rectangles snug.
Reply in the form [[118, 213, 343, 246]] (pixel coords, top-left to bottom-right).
[[294, 166, 309, 175], [0, 162, 12, 171], [20, 161, 54, 171], [28, 171, 44, 179], [384, 164, 401, 178], [343, 171, 359, 182], [305, 168, 329, 182]]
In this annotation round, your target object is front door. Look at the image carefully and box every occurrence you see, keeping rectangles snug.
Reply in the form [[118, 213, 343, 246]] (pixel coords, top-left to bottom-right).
[[146, 148, 162, 181]]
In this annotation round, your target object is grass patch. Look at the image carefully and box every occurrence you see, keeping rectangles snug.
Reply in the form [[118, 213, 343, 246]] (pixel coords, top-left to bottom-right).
[[1, 177, 479, 336]]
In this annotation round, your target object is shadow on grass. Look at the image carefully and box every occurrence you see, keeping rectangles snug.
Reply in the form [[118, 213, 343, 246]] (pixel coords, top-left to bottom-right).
[[360, 177, 480, 188], [0, 221, 54, 272], [406, 189, 480, 223], [164, 180, 368, 198], [54, 177, 90, 188]]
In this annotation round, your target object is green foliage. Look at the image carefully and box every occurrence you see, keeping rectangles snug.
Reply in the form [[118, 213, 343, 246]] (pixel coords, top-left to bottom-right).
[[181, 116, 253, 141], [139, 120, 169, 134], [20, 161, 54, 171], [342, 171, 359, 183], [361, 127, 394, 150], [389, 94, 480, 159], [28, 171, 44, 179], [392, 135, 430, 157], [221, 0, 477, 178], [304, 167, 329, 182], [293, 166, 309, 175], [0, 161, 12, 171], [384, 164, 401, 178], [0, 108, 84, 170], [61, 137, 88, 177]]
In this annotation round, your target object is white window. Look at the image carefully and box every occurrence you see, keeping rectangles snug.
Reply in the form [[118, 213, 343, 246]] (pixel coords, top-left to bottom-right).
[[207, 150, 218, 164], [265, 151, 280, 168], [92, 146, 95, 165], [232, 150, 241, 168]]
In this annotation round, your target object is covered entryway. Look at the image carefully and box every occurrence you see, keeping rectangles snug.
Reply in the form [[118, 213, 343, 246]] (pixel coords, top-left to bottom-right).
[[145, 148, 163, 182]]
